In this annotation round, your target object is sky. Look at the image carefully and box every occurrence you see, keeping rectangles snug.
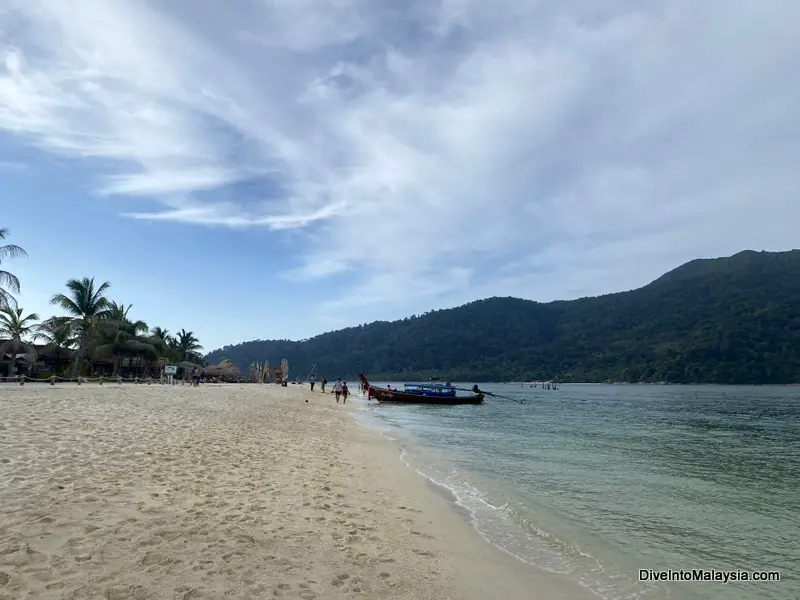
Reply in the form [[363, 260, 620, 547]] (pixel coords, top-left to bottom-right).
[[1, 0, 798, 353]]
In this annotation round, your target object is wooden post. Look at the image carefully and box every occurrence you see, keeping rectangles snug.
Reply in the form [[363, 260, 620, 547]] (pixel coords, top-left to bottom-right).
[[99, 377, 103, 385], [50, 376, 56, 386], [117, 376, 122, 385], [77, 377, 81, 385], [19, 375, 24, 386]]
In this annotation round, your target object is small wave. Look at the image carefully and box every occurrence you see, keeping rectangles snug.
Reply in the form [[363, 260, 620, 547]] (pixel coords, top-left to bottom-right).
[[396, 447, 663, 600], [353, 409, 663, 600]]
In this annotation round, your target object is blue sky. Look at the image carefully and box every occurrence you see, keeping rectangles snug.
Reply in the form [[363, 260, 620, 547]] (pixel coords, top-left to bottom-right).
[[1, 0, 798, 354]]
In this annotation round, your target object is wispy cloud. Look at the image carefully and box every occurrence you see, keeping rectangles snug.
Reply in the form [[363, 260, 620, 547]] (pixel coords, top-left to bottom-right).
[[1, 0, 798, 323], [0, 159, 26, 171]]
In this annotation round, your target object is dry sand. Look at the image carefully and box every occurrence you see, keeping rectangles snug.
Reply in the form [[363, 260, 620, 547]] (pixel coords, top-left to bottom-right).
[[0, 382, 592, 600]]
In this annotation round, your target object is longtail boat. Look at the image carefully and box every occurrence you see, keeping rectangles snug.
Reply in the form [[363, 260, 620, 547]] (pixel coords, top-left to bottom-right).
[[358, 373, 484, 405]]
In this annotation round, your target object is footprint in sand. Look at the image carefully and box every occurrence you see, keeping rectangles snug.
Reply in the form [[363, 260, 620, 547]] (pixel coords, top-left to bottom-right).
[[272, 582, 291, 596], [411, 530, 435, 539], [139, 551, 170, 566]]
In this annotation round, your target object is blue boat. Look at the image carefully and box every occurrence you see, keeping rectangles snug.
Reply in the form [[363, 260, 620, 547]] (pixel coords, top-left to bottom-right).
[[359, 373, 484, 405], [402, 383, 458, 397]]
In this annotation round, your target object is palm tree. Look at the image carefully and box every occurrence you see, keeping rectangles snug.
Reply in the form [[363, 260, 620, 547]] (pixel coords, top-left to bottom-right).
[[150, 327, 171, 343], [33, 316, 78, 374], [94, 301, 152, 377], [0, 307, 40, 377], [50, 277, 111, 375], [148, 326, 175, 368], [0, 228, 26, 310], [175, 328, 203, 361], [104, 301, 149, 337]]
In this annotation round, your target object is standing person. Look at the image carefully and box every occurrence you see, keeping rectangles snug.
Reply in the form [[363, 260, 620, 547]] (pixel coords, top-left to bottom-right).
[[333, 378, 343, 403], [341, 381, 349, 403], [310, 373, 316, 391], [321, 376, 327, 393]]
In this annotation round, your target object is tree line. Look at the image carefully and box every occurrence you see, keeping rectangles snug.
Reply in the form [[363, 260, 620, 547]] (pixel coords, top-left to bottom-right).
[[206, 250, 800, 385], [0, 227, 203, 378]]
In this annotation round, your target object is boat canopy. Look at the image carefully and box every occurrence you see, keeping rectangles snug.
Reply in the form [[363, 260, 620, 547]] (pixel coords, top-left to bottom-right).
[[403, 383, 457, 397], [403, 383, 455, 390]]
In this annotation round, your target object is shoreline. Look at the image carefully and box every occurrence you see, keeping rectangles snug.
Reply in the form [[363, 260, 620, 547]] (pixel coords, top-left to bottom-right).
[[343, 395, 598, 600], [0, 382, 593, 600]]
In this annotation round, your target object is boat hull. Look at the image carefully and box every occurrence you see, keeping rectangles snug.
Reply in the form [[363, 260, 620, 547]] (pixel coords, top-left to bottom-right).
[[359, 373, 484, 405]]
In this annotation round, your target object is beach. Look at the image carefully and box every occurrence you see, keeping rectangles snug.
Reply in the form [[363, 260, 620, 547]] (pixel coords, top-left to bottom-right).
[[0, 382, 589, 600]]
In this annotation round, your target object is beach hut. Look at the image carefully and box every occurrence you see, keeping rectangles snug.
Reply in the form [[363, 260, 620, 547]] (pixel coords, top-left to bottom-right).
[[177, 360, 203, 381], [0, 337, 37, 378], [202, 359, 241, 382]]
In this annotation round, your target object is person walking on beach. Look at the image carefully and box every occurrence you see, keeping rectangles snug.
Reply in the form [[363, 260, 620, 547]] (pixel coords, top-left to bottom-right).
[[321, 376, 327, 393], [341, 381, 349, 403], [310, 374, 316, 391], [333, 378, 343, 403]]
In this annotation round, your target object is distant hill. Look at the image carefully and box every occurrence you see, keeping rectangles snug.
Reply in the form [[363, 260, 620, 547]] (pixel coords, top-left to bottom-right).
[[205, 250, 800, 384]]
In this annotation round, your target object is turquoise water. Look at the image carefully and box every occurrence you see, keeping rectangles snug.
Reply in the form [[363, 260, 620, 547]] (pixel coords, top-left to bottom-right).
[[353, 384, 799, 600]]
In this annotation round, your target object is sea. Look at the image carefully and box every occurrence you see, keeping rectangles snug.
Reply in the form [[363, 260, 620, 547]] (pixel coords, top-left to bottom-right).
[[351, 383, 798, 600]]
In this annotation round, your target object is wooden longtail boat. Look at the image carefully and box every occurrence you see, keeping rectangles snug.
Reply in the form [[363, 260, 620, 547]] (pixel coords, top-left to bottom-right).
[[358, 373, 484, 405]]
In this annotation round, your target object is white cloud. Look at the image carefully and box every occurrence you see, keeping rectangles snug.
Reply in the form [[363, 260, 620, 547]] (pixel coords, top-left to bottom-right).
[[1, 0, 798, 325]]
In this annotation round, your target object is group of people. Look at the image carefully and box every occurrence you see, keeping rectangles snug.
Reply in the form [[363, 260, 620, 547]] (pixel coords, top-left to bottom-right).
[[309, 374, 349, 403]]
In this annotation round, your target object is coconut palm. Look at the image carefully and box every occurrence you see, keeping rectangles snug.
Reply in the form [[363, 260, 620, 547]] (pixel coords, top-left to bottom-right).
[[175, 328, 203, 362], [33, 316, 78, 374], [150, 327, 171, 343], [94, 301, 153, 377], [104, 301, 149, 336], [0, 228, 26, 310], [147, 327, 176, 365], [150, 327, 175, 357], [0, 307, 40, 377], [50, 277, 111, 375]]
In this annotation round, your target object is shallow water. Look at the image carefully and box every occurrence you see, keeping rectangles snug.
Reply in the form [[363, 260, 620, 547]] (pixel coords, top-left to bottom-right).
[[354, 383, 799, 600]]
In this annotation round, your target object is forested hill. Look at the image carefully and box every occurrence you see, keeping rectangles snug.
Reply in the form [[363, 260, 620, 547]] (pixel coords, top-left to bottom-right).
[[205, 250, 800, 384]]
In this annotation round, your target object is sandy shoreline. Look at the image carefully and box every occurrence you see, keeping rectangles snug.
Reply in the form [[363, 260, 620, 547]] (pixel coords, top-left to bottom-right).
[[0, 382, 592, 600]]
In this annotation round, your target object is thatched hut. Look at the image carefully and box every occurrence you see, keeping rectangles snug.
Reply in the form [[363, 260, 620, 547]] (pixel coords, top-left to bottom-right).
[[203, 359, 241, 382], [0, 338, 37, 378], [177, 360, 203, 380]]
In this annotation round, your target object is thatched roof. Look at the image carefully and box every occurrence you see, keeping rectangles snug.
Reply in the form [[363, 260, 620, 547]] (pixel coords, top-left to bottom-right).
[[203, 359, 241, 377], [0, 338, 38, 363], [34, 345, 77, 360]]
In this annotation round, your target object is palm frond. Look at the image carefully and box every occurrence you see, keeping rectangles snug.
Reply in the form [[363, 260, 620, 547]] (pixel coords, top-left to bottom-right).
[[0, 307, 40, 338], [34, 317, 78, 349], [0, 243, 27, 261], [0, 288, 18, 311], [50, 293, 82, 316], [0, 270, 21, 294]]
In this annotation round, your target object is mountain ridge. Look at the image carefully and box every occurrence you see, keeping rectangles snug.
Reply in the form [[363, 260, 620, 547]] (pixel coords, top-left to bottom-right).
[[205, 249, 800, 384]]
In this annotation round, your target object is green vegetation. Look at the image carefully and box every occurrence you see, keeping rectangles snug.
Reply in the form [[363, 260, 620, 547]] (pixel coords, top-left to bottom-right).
[[0, 227, 205, 377], [206, 250, 800, 384], [0, 227, 26, 309]]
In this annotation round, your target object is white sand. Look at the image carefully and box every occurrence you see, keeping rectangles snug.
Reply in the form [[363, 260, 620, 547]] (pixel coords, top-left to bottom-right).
[[0, 382, 592, 600]]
